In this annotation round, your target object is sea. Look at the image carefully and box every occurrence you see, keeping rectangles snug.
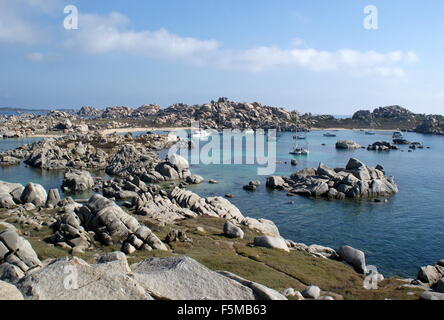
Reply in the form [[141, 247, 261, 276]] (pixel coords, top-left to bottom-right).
[[0, 129, 443, 278]]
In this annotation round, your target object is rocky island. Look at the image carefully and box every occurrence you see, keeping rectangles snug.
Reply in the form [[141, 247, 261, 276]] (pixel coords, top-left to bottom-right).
[[0, 125, 442, 301]]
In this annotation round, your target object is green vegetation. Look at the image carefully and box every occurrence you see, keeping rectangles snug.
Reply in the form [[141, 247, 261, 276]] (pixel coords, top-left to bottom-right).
[[3, 211, 423, 300]]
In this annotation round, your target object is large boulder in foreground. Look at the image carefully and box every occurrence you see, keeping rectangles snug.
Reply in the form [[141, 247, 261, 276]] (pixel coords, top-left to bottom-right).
[[223, 221, 244, 239], [0, 228, 42, 278], [16, 256, 152, 300], [254, 236, 289, 252], [337, 245, 366, 273], [417, 264, 444, 285], [132, 256, 256, 300], [0, 280, 24, 300]]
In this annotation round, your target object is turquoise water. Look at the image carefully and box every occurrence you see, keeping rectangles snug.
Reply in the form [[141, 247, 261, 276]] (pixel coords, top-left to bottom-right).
[[184, 130, 444, 277], [1, 131, 443, 277]]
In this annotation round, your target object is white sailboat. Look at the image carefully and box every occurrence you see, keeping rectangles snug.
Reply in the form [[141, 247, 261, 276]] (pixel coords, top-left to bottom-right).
[[289, 142, 309, 155], [192, 129, 211, 139]]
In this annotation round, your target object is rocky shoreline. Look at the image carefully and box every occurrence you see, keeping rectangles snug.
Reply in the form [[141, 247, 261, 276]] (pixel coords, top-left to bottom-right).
[[0, 102, 443, 300], [1, 100, 444, 140], [0, 129, 442, 300]]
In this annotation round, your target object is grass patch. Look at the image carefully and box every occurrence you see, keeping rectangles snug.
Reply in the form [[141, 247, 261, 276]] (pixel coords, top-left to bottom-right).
[[6, 212, 423, 300]]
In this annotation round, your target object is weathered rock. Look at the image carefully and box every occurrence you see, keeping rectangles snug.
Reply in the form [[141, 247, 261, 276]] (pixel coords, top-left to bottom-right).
[[223, 221, 244, 239], [218, 271, 287, 300], [132, 256, 256, 300], [336, 140, 362, 150], [0, 193, 15, 208], [46, 188, 61, 208], [317, 163, 337, 178], [106, 145, 192, 183], [20, 183, 47, 206], [420, 291, 444, 300], [435, 278, 444, 293], [62, 170, 94, 192], [337, 245, 367, 273], [301, 285, 321, 299], [417, 265, 442, 284], [307, 244, 339, 260], [165, 230, 190, 243], [185, 174, 204, 184], [0, 228, 42, 274], [276, 158, 398, 200], [0, 280, 24, 300], [367, 141, 398, 151], [266, 176, 286, 189], [254, 236, 289, 252], [242, 218, 280, 237], [54, 194, 167, 254], [16, 256, 152, 300], [345, 158, 366, 170]]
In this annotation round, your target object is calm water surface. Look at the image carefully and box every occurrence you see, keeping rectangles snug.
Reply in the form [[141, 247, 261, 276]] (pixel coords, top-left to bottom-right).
[[1, 130, 443, 277]]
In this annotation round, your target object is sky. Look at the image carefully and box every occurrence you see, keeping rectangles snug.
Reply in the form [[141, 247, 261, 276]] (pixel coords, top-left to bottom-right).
[[0, 0, 443, 115]]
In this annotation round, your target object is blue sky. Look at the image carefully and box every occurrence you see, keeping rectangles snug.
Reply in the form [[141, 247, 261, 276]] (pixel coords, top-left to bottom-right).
[[0, 0, 443, 114]]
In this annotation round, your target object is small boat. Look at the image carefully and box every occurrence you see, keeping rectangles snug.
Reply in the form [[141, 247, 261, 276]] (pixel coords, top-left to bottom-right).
[[243, 129, 255, 134], [323, 132, 336, 137], [392, 131, 403, 139], [294, 133, 307, 140], [192, 129, 211, 139], [365, 131, 376, 135], [289, 147, 309, 155]]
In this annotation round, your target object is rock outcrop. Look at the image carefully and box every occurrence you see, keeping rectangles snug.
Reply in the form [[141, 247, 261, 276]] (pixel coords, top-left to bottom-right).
[[132, 256, 256, 300], [105, 145, 192, 183], [335, 140, 362, 150], [0, 280, 24, 300], [20, 183, 47, 207], [0, 181, 24, 208], [337, 245, 367, 274], [16, 255, 152, 300], [51, 194, 167, 254], [13, 253, 281, 300], [254, 236, 289, 252], [0, 228, 42, 281], [153, 97, 308, 131], [268, 158, 398, 200], [223, 221, 244, 239], [24, 138, 109, 170], [417, 262, 444, 285], [367, 141, 398, 151], [415, 115, 444, 135], [62, 170, 95, 193]]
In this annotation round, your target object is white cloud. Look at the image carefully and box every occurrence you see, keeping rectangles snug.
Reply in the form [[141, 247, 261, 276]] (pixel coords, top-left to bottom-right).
[[65, 12, 220, 64], [64, 11, 418, 78], [0, 0, 60, 44], [26, 52, 45, 62]]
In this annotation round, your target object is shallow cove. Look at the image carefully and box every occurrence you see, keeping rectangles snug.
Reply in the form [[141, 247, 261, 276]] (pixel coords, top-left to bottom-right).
[[0, 129, 443, 277]]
